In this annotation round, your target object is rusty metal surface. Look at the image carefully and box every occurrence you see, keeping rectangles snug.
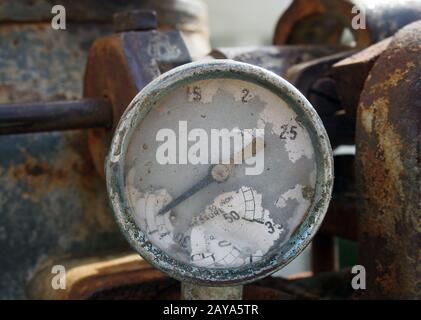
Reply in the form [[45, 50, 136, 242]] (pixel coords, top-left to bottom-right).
[[0, 0, 141, 22], [85, 29, 191, 177], [0, 130, 128, 299], [356, 21, 421, 299], [286, 50, 355, 100], [0, 23, 111, 102], [0, 0, 207, 26], [0, 98, 112, 134], [273, 0, 421, 47], [286, 51, 357, 148], [332, 37, 392, 120], [210, 45, 348, 77], [273, 0, 352, 46], [0, 7, 200, 298], [0, 18, 123, 299], [0, 1, 210, 60]]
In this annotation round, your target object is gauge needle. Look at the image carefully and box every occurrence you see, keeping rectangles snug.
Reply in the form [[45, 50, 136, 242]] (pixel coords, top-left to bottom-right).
[[158, 137, 264, 215]]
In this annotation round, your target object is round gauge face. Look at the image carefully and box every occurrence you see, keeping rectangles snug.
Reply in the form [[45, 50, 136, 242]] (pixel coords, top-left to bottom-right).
[[107, 60, 333, 284]]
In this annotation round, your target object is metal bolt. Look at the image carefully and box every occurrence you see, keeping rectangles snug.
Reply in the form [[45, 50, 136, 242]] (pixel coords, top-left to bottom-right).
[[0, 98, 112, 134], [113, 10, 157, 33]]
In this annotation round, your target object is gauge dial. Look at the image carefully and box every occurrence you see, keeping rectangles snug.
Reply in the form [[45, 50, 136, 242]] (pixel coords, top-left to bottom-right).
[[107, 60, 333, 284]]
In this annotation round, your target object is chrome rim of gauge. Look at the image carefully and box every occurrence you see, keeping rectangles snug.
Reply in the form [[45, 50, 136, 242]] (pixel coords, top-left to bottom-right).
[[106, 60, 333, 285]]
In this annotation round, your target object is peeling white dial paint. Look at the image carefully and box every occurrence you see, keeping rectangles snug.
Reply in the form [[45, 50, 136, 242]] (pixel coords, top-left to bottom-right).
[[131, 189, 175, 250], [190, 187, 283, 267], [275, 184, 311, 227], [124, 77, 317, 269]]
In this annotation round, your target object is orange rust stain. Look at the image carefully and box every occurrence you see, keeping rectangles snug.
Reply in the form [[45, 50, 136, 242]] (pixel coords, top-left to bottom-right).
[[5, 133, 117, 243], [375, 259, 398, 296], [369, 64, 414, 96], [7, 149, 71, 202]]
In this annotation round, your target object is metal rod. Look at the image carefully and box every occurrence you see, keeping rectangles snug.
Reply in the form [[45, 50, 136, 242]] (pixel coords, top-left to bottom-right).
[[0, 98, 113, 134], [181, 282, 243, 300]]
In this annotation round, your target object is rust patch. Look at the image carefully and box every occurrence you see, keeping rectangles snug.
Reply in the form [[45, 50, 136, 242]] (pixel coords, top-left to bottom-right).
[[64, 132, 118, 241], [8, 149, 69, 202], [356, 21, 421, 299], [302, 185, 314, 201]]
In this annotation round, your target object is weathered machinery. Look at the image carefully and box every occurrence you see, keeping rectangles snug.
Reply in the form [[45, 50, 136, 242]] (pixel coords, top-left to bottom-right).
[[0, 0, 420, 300]]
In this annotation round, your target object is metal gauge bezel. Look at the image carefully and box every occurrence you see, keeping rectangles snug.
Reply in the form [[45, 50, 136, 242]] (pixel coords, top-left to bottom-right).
[[106, 60, 333, 286]]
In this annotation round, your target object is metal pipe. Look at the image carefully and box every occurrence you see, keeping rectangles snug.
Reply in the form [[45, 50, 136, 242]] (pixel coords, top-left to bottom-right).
[[355, 21, 421, 299], [0, 98, 112, 134]]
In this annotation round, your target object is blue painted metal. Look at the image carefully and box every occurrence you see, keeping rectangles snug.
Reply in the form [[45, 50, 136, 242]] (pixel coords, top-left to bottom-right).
[[0, 22, 125, 299]]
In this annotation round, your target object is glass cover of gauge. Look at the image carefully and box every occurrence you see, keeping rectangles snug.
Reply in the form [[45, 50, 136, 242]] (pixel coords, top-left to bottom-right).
[[107, 60, 333, 285]]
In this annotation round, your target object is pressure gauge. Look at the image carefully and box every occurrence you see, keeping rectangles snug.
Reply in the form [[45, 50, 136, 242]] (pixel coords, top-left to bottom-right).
[[106, 60, 333, 285]]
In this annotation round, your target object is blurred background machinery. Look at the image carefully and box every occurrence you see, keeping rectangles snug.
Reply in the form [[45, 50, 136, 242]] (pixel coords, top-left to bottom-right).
[[0, 0, 420, 299]]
